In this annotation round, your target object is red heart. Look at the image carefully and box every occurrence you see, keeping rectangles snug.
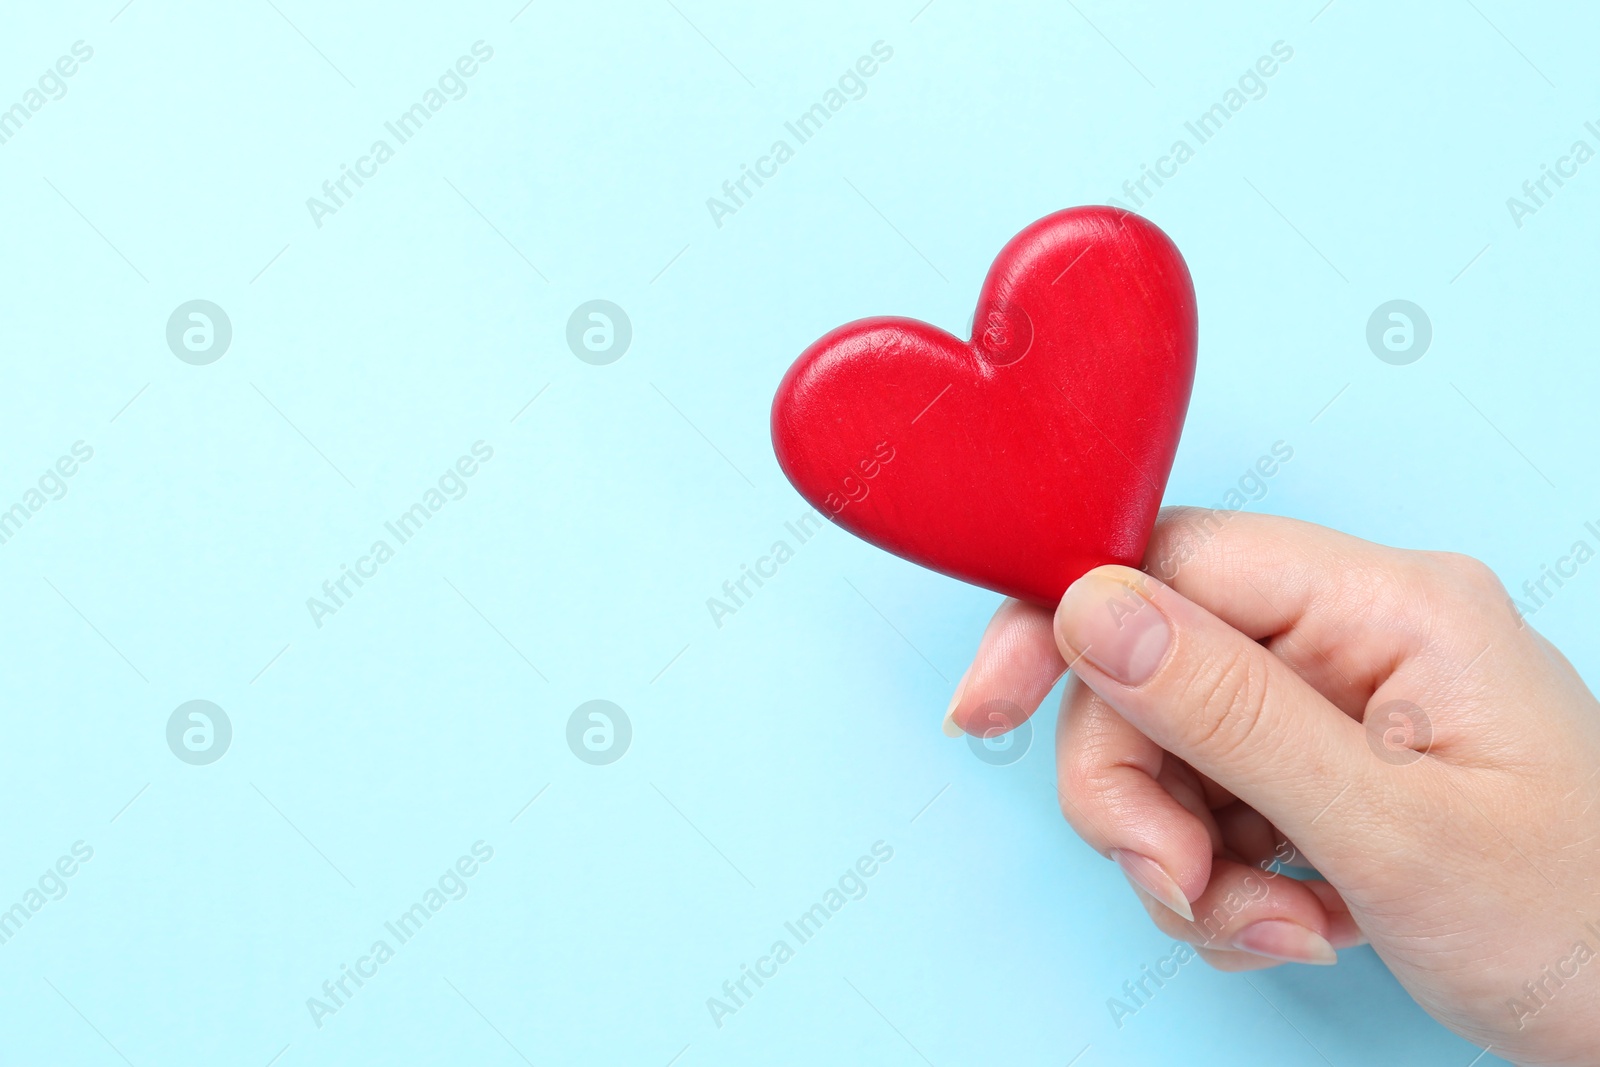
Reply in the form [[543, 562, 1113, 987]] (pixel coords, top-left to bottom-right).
[[770, 207, 1197, 607]]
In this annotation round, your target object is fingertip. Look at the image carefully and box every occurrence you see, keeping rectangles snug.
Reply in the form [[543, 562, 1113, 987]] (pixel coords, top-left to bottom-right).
[[943, 598, 1063, 739], [941, 707, 964, 737], [1111, 848, 1195, 922], [1056, 565, 1149, 616], [1230, 920, 1338, 966], [1052, 565, 1167, 676], [1195, 946, 1281, 973], [941, 668, 970, 737]]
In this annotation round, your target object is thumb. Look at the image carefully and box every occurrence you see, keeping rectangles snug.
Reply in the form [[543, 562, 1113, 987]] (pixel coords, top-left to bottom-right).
[[1054, 565, 1375, 854]]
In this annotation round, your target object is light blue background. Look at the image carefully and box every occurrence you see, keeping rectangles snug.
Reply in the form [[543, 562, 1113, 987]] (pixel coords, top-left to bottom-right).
[[0, 0, 1591, 1063]]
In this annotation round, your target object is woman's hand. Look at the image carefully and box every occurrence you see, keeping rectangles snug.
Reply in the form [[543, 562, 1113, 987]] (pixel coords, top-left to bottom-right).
[[945, 508, 1600, 1066]]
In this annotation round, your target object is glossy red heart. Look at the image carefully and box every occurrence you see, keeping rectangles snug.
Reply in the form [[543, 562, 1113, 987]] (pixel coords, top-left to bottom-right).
[[770, 206, 1197, 606]]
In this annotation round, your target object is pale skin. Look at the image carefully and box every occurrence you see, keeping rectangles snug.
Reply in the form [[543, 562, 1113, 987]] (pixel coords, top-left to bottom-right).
[[944, 508, 1600, 1067]]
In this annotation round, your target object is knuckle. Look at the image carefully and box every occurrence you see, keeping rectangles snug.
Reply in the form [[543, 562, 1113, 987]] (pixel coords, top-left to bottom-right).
[[1314, 543, 1430, 622], [1419, 551, 1506, 599], [1056, 764, 1094, 825], [1060, 748, 1102, 804], [1058, 761, 1110, 832], [1176, 642, 1273, 765], [1058, 759, 1118, 833], [1057, 686, 1126, 832], [1411, 551, 1517, 635]]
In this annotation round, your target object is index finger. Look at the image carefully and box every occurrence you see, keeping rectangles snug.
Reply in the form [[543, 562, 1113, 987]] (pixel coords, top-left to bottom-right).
[[943, 597, 1064, 737]]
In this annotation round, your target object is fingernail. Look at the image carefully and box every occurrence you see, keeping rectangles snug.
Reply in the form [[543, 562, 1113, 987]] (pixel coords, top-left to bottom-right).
[[1058, 572, 1172, 686], [1231, 920, 1338, 965], [942, 667, 970, 737], [1331, 930, 1369, 951], [1109, 848, 1194, 922]]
